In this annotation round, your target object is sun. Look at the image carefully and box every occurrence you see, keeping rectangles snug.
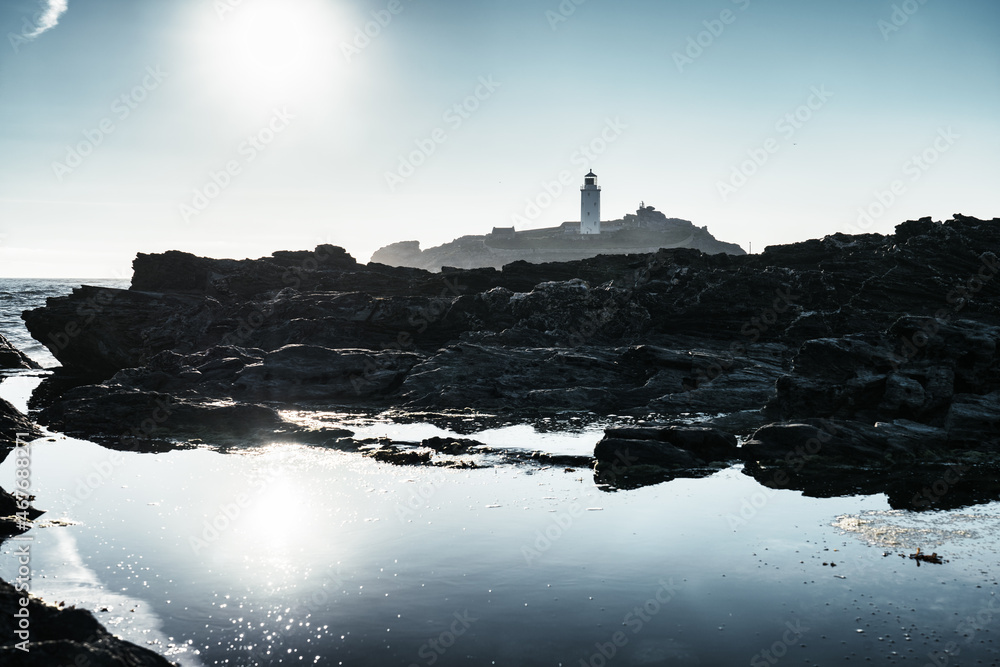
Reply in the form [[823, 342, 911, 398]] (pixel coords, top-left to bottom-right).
[[199, 0, 347, 109]]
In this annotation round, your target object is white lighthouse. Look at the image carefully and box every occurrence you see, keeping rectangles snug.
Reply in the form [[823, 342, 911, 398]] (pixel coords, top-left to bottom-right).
[[580, 170, 601, 235]]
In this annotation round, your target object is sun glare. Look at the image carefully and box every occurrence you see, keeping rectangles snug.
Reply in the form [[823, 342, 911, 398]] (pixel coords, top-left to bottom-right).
[[200, 0, 347, 109]]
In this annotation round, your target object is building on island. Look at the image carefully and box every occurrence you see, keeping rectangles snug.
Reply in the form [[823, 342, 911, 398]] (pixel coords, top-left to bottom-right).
[[490, 227, 516, 239], [370, 170, 747, 270]]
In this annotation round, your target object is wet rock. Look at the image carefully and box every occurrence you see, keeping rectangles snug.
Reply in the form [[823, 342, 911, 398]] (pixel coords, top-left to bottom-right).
[[18, 216, 1000, 465], [235, 345, 423, 402], [945, 392, 1000, 447], [0, 333, 40, 370], [736, 418, 1000, 510], [1, 397, 40, 454], [598, 426, 737, 463], [769, 317, 1000, 429], [741, 458, 1000, 511], [593, 425, 739, 485], [741, 419, 925, 468], [363, 443, 432, 466], [650, 355, 786, 415], [0, 400, 44, 534], [767, 336, 898, 422], [420, 436, 487, 455], [0, 579, 175, 666], [36, 385, 293, 450], [22, 286, 212, 378], [700, 410, 770, 436], [0, 485, 43, 537]]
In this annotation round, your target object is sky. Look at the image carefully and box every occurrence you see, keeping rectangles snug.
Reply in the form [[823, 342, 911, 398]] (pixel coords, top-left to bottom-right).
[[0, 0, 998, 278]]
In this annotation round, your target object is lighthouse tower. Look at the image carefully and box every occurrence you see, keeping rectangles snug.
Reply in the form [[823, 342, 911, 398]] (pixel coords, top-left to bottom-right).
[[580, 170, 601, 235]]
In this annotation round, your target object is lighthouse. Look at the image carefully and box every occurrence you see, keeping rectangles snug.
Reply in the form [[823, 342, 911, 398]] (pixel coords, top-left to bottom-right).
[[580, 170, 601, 235]]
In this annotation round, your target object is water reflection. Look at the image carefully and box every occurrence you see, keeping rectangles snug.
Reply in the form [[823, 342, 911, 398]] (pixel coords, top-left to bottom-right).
[[5, 371, 1000, 665], [743, 459, 1000, 511]]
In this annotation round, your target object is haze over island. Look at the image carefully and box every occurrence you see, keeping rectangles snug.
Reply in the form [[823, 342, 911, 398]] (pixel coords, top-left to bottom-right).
[[0, 0, 998, 277]]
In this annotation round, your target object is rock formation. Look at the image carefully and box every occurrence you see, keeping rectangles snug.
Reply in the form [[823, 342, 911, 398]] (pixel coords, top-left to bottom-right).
[[16, 214, 1000, 502], [0, 578, 176, 666], [0, 333, 39, 370]]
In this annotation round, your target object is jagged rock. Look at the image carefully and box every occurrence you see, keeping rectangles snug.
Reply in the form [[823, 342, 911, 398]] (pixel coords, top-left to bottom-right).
[[0, 579, 175, 666], [0, 485, 43, 537], [650, 349, 787, 415], [0, 399, 44, 535], [0, 333, 40, 370], [130, 245, 358, 296], [945, 392, 1000, 446], [420, 437, 487, 455], [1, 398, 40, 454], [741, 419, 925, 467], [19, 216, 1000, 460], [22, 286, 212, 377], [768, 316, 1000, 433], [234, 345, 423, 402], [396, 344, 672, 412], [363, 443, 432, 466]]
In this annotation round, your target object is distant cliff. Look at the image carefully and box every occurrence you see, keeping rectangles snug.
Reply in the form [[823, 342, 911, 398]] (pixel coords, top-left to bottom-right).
[[371, 206, 745, 271]]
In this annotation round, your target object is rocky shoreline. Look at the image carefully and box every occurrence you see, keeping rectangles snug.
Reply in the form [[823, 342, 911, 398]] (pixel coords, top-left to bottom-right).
[[2, 214, 999, 662], [14, 217, 1000, 483]]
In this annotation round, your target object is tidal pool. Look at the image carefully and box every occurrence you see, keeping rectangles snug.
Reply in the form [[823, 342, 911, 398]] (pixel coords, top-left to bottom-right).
[[2, 377, 999, 666]]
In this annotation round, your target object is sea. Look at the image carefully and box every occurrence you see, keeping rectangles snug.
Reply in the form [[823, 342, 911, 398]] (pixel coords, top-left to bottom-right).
[[1, 278, 999, 666]]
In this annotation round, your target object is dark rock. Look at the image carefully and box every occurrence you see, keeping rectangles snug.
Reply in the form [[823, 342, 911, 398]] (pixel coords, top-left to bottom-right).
[[945, 392, 1000, 446], [741, 458, 1000, 511], [0, 399, 42, 534], [593, 426, 738, 489], [736, 418, 998, 510], [363, 443, 432, 466], [741, 419, 925, 468], [0, 485, 43, 537], [701, 410, 770, 436], [36, 385, 293, 449], [650, 351, 786, 415], [22, 286, 212, 378], [420, 437, 487, 455], [235, 345, 423, 402], [597, 437, 702, 468], [23, 218, 1000, 383], [768, 317, 1000, 437], [598, 426, 738, 463], [0, 333, 40, 370], [739, 415, 1000, 510], [1, 397, 40, 455], [0, 579, 175, 666], [19, 216, 1000, 468], [130, 245, 358, 296]]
